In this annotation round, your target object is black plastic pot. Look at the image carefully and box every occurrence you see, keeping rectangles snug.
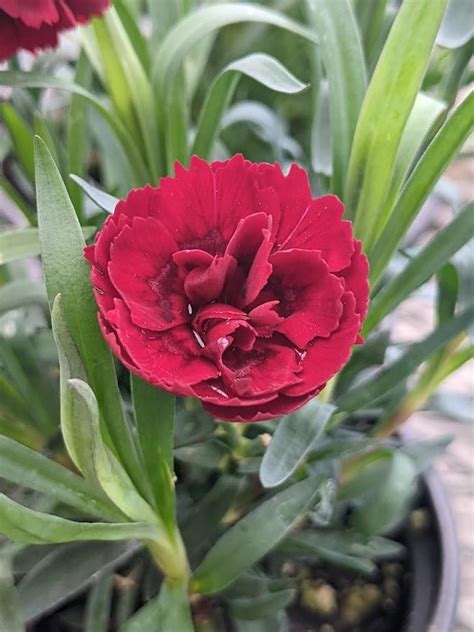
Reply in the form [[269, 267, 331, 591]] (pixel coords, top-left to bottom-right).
[[405, 466, 460, 632]]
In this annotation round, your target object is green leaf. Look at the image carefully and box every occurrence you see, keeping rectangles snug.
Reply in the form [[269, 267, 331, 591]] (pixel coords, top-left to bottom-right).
[[192, 52, 307, 160], [18, 541, 139, 623], [148, 0, 182, 51], [0, 71, 149, 185], [0, 226, 95, 266], [67, 378, 156, 526], [369, 91, 474, 285], [67, 50, 92, 217], [181, 475, 240, 566], [0, 175, 35, 226], [0, 494, 159, 545], [229, 588, 295, 620], [385, 92, 447, 210], [174, 439, 230, 470], [234, 612, 288, 632], [305, 0, 367, 196], [84, 570, 114, 632], [123, 577, 193, 632], [0, 554, 22, 632], [436, 263, 459, 323], [282, 529, 402, 575], [192, 476, 322, 594], [1, 103, 34, 182], [310, 79, 332, 176], [364, 202, 474, 334], [346, 0, 448, 245], [51, 295, 95, 483], [153, 2, 317, 96], [96, 8, 160, 180], [34, 137, 147, 500], [114, 0, 150, 75], [260, 399, 335, 489], [0, 435, 121, 521], [346, 452, 417, 536], [131, 375, 175, 516], [0, 280, 46, 314], [437, 0, 474, 47], [69, 175, 118, 213], [336, 306, 474, 413]]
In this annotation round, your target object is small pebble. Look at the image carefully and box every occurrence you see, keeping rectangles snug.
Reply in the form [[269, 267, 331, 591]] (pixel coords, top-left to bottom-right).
[[301, 580, 338, 616]]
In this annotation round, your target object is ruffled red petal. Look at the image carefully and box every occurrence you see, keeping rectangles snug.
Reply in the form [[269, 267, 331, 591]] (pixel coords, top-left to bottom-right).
[[86, 157, 369, 423]]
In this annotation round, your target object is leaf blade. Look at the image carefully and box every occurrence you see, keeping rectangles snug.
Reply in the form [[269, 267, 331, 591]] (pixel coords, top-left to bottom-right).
[[260, 400, 335, 489]]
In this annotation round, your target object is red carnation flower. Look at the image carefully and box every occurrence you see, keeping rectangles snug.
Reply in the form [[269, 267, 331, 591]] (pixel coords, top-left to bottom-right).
[[85, 156, 369, 422], [0, 0, 110, 61]]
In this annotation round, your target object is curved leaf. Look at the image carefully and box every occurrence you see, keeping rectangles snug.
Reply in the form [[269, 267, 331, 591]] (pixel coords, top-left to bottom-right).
[[153, 2, 317, 95], [437, 0, 474, 47], [0, 494, 159, 545], [260, 399, 335, 489], [0, 435, 121, 521], [70, 175, 119, 213], [192, 476, 322, 594], [192, 52, 307, 159]]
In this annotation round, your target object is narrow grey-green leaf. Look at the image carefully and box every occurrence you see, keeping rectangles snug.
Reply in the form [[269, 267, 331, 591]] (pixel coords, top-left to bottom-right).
[[70, 175, 118, 214], [0, 71, 148, 185], [0, 554, 22, 632], [369, 92, 474, 285], [311, 79, 332, 176], [0, 436, 121, 521], [336, 306, 474, 413], [18, 541, 139, 623], [2, 103, 34, 182], [346, 0, 448, 245], [0, 227, 95, 266], [35, 137, 147, 500], [364, 202, 474, 334], [349, 452, 417, 536], [192, 476, 322, 594], [68, 379, 157, 526], [260, 399, 335, 489], [153, 2, 317, 95], [131, 374, 175, 507], [123, 577, 193, 632], [437, 0, 474, 47], [84, 570, 114, 632], [192, 52, 307, 159], [229, 588, 295, 620], [0, 494, 159, 545], [306, 0, 366, 196], [0, 280, 47, 314], [385, 92, 447, 210]]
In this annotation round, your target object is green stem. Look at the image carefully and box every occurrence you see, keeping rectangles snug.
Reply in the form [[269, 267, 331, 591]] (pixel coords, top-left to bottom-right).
[[146, 527, 190, 581]]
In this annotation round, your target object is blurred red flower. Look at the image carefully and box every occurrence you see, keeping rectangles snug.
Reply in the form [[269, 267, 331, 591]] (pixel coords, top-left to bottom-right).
[[0, 0, 110, 61], [85, 155, 369, 422]]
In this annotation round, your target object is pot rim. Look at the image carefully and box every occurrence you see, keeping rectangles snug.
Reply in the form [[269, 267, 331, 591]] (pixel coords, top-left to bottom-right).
[[423, 465, 460, 631]]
